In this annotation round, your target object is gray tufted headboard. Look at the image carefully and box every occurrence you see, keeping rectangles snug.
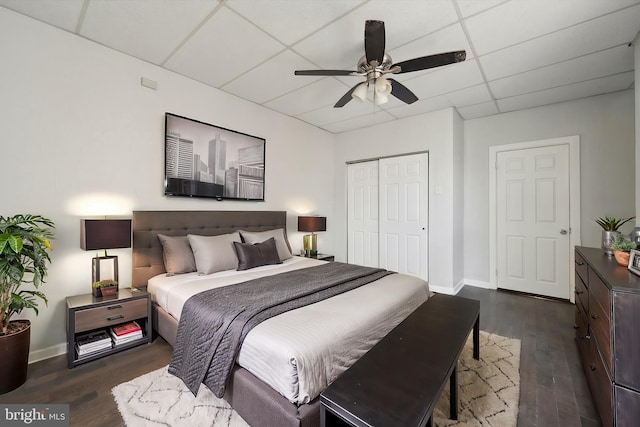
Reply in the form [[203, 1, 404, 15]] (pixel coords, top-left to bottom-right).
[[132, 210, 289, 287]]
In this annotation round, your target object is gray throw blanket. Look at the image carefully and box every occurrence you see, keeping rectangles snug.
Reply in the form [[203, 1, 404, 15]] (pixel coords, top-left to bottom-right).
[[168, 262, 393, 397]]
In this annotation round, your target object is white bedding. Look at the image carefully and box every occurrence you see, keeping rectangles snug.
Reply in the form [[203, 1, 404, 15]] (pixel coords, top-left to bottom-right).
[[148, 257, 429, 404]]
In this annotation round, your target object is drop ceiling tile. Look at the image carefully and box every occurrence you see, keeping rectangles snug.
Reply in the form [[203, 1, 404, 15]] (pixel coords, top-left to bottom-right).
[[264, 77, 352, 116], [222, 50, 324, 104], [489, 45, 634, 99], [296, 103, 374, 127], [293, 0, 459, 70], [457, 101, 499, 119], [385, 95, 452, 118], [446, 83, 493, 107], [456, 0, 507, 18], [81, 0, 219, 65], [165, 7, 284, 87], [481, 5, 640, 81], [0, 0, 83, 31], [322, 109, 396, 133], [226, 0, 365, 46], [403, 59, 484, 99], [465, 0, 640, 55], [496, 71, 634, 112]]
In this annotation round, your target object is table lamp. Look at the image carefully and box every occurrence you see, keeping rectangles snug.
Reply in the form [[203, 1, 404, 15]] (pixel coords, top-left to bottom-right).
[[80, 219, 131, 289], [298, 216, 326, 256]]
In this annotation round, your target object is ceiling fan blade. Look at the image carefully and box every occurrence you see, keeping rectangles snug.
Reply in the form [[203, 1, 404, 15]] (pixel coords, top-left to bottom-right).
[[394, 50, 466, 74], [295, 70, 356, 76], [387, 79, 418, 104], [364, 20, 385, 65], [334, 83, 363, 108]]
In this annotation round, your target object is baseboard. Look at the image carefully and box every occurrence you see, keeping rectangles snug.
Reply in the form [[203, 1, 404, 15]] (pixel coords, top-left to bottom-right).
[[462, 279, 493, 289], [29, 342, 66, 364], [429, 284, 457, 295]]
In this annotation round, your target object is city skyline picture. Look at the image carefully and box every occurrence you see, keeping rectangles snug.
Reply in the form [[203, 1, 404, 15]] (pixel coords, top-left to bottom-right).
[[164, 113, 265, 201]]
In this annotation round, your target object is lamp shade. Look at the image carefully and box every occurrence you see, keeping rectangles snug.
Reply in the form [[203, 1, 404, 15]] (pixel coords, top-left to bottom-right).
[[80, 219, 132, 250], [298, 216, 327, 233], [351, 82, 368, 103]]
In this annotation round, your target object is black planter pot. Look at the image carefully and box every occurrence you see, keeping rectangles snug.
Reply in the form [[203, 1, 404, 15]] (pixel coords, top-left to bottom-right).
[[0, 320, 31, 394]]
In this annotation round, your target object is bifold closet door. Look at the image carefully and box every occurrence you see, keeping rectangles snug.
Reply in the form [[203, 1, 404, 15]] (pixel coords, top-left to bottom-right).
[[347, 153, 428, 281], [379, 153, 428, 279], [347, 160, 379, 268]]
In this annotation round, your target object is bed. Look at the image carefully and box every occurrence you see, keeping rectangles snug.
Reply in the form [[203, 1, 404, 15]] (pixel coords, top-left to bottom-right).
[[132, 210, 429, 427]]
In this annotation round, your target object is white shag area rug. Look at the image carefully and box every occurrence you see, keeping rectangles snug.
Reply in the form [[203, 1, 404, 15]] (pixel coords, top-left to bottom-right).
[[112, 331, 520, 427]]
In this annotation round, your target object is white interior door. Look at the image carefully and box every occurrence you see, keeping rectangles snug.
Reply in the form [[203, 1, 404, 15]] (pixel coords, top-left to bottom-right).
[[347, 161, 379, 268], [379, 153, 428, 280], [497, 145, 571, 299]]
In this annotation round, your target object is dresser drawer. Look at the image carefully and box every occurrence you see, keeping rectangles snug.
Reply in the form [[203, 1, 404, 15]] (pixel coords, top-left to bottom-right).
[[589, 290, 612, 375], [575, 305, 589, 363], [587, 340, 613, 427], [575, 271, 588, 314], [588, 268, 611, 318], [74, 298, 147, 333], [575, 251, 588, 285]]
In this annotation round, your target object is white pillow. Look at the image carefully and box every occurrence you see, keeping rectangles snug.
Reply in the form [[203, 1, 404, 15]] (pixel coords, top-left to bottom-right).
[[239, 228, 292, 261], [187, 232, 241, 275]]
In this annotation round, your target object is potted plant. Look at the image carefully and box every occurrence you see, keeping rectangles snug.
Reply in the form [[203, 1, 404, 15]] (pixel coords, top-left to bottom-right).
[[91, 279, 119, 297], [0, 214, 54, 394], [594, 216, 635, 256], [611, 236, 637, 267]]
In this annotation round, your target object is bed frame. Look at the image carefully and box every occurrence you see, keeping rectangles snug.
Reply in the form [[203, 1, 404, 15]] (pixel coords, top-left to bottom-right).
[[132, 210, 319, 427]]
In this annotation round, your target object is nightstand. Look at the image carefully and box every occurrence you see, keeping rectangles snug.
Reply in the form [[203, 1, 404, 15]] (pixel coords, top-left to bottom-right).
[[66, 288, 152, 368], [303, 253, 335, 262]]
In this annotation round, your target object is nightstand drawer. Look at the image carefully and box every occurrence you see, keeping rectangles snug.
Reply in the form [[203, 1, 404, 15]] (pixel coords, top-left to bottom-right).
[[75, 298, 147, 333]]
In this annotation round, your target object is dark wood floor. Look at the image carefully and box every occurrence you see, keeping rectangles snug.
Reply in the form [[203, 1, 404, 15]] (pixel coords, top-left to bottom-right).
[[0, 287, 600, 427]]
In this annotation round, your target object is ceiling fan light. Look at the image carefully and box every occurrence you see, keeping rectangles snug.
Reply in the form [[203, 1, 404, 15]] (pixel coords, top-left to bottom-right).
[[374, 76, 392, 97], [374, 94, 389, 105], [352, 82, 368, 102]]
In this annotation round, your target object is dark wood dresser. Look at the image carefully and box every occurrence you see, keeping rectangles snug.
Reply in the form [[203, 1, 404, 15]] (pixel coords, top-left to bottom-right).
[[575, 246, 640, 426]]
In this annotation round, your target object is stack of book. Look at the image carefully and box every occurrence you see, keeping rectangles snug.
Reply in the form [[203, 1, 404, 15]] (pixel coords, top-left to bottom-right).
[[110, 321, 143, 346], [76, 330, 112, 357]]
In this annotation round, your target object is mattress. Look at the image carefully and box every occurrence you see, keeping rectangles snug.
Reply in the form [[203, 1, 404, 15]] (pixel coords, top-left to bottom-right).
[[148, 257, 429, 404]]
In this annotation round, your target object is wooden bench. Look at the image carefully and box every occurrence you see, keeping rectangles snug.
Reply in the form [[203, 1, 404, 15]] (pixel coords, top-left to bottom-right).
[[320, 293, 480, 427]]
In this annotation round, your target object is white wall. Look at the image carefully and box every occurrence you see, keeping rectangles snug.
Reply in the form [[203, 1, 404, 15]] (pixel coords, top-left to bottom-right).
[[0, 9, 335, 360], [464, 90, 636, 286], [334, 108, 462, 294]]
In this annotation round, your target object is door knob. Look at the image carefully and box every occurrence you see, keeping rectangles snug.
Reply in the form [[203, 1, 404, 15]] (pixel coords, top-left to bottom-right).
[[560, 229, 568, 235]]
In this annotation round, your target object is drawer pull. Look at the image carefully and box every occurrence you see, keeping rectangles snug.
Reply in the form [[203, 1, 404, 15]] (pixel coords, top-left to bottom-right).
[[576, 261, 585, 266], [573, 324, 578, 329], [576, 290, 583, 295], [107, 315, 124, 321], [590, 364, 596, 371], [585, 335, 591, 340], [591, 314, 599, 320], [107, 305, 123, 310]]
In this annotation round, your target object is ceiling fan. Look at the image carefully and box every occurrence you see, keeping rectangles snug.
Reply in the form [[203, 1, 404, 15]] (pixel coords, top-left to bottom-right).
[[294, 20, 466, 108]]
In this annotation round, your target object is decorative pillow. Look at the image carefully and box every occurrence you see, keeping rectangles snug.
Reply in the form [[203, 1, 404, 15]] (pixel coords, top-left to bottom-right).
[[157, 234, 196, 276], [233, 237, 282, 271], [187, 232, 241, 275], [239, 228, 292, 261]]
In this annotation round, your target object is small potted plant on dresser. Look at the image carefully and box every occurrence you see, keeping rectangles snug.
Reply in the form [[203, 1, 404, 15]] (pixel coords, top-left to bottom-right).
[[611, 236, 637, 267], [91, 279, 118, 297], [595, 216, 635, 256], [0, 214, 54, 394]]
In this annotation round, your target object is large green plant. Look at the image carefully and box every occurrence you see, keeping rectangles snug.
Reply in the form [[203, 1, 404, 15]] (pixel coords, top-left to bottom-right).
[[594, 216, 635, 231], [0, 214, 54, 335]]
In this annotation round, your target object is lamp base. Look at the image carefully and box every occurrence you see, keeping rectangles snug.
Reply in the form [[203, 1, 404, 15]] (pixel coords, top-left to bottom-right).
[[303, 234, 318, 256], [92, 255, 119, 295]]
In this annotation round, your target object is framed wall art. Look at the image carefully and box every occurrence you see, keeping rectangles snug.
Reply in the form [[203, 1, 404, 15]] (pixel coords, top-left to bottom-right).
[[164, 113, 265, 201]]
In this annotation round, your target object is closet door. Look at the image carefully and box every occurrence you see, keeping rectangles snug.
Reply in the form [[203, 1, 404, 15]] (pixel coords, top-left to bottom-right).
[[379, 153, 428, 280], [347, 161, 379, 268]]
